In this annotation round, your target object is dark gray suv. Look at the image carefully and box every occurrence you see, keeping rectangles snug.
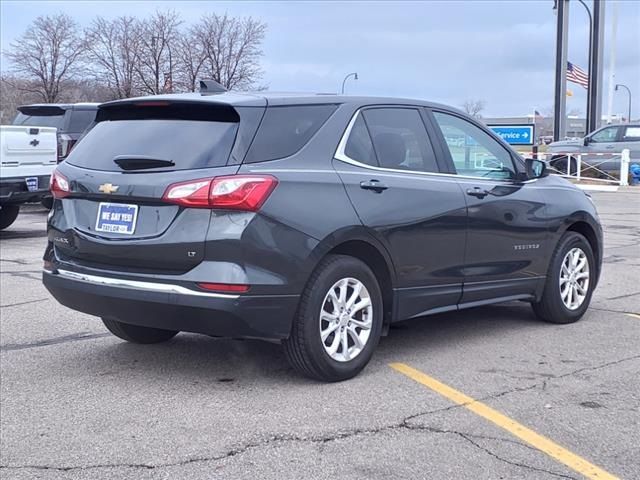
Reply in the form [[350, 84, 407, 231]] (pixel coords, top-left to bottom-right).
[[43, 86, 603, 381]]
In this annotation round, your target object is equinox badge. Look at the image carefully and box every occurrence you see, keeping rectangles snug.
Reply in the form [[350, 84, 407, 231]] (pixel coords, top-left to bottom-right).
[[98, 183, 119, 194]]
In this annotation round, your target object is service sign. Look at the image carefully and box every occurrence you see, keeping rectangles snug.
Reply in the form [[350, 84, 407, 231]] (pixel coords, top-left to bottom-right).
[[488, 124, 535, 146]]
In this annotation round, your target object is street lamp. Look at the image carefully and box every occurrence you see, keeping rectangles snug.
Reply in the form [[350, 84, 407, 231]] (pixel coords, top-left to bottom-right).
[[615, 84, 632, 122], [576, 0, 593, 130], [341, 72, 358, 94]]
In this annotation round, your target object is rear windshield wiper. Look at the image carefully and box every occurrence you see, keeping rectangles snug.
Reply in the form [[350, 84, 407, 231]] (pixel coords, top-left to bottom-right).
[[114, 155, 175, 171]]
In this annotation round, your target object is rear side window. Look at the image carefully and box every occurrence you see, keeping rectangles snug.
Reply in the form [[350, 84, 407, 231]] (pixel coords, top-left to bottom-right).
[[362, 108, 439, 173], [345, 115, 377, 166], [244, 105, 337, 163], [66, 103, 239, 172], [68, 110, 97, 133]]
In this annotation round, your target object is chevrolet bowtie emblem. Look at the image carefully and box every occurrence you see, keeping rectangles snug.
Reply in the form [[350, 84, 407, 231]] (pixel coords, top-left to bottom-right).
[[98, 183, 119, 194]]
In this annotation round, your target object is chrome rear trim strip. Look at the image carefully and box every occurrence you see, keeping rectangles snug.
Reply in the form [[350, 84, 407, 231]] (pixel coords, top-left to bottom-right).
[[55, 269, 240, 299]]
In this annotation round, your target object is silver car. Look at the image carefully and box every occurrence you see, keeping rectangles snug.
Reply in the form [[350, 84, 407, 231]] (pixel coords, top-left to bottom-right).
[[547, 123, 640, 175]]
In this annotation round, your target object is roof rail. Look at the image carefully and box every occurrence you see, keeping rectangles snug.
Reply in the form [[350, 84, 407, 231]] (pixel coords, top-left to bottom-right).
[[199, 79, 228, 95]]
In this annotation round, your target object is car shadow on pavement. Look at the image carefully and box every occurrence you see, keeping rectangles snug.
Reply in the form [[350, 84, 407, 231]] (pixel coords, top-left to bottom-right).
[[63, 302, 547, 385], [0, 229, 48, 240]]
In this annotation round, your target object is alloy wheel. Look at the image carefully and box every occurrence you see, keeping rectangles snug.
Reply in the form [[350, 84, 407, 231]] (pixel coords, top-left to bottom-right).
[[319, 277, 373, 362], [559, 247, 590, 310]]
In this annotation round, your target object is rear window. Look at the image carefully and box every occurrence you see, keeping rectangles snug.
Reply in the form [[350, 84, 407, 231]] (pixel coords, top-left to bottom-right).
[[68, 110, 97, 133], [13, 107, 66, 129], [66, 103, 239, 171], [243, 105, 337, 163]]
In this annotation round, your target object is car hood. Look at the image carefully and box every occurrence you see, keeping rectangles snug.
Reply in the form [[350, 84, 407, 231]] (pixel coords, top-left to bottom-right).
[[548, 139, 582, 149]]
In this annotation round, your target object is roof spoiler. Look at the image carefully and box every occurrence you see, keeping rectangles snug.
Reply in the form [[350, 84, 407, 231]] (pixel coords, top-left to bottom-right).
[[199, 79, 227, 95]]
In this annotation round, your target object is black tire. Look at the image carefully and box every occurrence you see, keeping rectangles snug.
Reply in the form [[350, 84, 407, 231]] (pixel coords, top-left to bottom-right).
[[531, 232, 595, 324], [41, 197, 54, 210], [283, 254, 384, 382], [101, 318, 178, 344], [550, 156, 577, 175], [0, 205, 20, 230]]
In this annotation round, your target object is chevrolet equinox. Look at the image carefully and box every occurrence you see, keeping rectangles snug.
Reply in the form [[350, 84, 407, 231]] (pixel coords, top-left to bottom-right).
[[43, 82, 603, 382]]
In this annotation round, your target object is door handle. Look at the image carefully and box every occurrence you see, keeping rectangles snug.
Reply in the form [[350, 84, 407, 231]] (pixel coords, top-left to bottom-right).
[[466, 187, 490, 199], [360, 180, 388, 193]]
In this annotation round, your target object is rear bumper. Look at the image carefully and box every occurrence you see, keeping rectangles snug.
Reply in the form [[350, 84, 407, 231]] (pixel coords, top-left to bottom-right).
[[0, 175, 51, 204], [42, 269, 299, 340]]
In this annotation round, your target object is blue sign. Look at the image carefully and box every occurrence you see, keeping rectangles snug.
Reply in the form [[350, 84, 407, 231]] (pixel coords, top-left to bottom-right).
[[488, 125, 535, 146]]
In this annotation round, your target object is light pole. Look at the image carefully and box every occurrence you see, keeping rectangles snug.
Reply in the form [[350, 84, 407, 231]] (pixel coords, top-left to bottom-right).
[[341, 72, 358, 94], [576, 0, 593, 132], [615, 84, 632, 122]]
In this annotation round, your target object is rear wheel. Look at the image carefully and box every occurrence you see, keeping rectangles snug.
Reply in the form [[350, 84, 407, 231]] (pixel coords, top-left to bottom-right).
[[41, 197, 53, 210], [283, 255, 383, 382], [0, 205, 20, 230], [550, 155, 577, 175], [531, 232, 595, 324], [101, 318, 178, 344]]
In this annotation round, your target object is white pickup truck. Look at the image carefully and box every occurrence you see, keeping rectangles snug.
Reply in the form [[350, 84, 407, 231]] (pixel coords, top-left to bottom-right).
[[0, 125, 58, 230]]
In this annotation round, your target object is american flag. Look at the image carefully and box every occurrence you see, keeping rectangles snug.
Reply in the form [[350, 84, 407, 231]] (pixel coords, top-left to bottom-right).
[[567, 62, 589, 89]]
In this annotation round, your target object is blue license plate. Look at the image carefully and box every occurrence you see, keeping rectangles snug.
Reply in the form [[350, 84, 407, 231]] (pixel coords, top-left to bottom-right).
[[95, 202, 138, 235], [26, 177, 39, 192]]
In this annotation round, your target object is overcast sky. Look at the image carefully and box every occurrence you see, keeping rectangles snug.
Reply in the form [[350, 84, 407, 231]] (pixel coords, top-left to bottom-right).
[[1, 0, 638, 118]]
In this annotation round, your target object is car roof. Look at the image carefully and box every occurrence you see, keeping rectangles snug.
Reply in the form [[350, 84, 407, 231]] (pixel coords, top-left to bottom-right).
[[100, 91, 459, 112]]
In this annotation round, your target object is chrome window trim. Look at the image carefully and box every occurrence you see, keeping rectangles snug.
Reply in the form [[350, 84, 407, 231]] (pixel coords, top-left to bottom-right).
[[333, 109, 532, 184], [54, 269, 240, 299]]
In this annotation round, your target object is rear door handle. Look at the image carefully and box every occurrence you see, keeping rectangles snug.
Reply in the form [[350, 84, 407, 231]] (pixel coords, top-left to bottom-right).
[[466, 187, 490, 199], [360, 180, 388, 193]]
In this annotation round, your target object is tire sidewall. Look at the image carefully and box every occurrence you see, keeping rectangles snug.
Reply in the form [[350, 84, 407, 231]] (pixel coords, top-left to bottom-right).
[[300, 256, 383, 381], [546, 232, 596, 321]]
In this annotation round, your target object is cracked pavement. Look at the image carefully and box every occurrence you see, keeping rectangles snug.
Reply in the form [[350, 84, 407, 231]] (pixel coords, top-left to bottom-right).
[[1, 190, 639, 479]]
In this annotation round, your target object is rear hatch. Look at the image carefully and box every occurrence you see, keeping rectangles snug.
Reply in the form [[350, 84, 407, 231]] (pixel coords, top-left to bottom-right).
[[51, 99, 265, 273]]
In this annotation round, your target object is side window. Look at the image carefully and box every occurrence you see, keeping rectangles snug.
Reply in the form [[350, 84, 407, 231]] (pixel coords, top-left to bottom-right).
[[590, 126, 619, 143], [244, 104, 337, 163], [622, 126, 640, 142], [344, 115, 377, 166], [361, 108, 438, 173], [68, 110, 97, 133], [432, 111, 516, 180]]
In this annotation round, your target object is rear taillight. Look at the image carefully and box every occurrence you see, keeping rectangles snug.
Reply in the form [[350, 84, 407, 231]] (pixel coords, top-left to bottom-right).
[[162, 175, 278, 211], [50, 170, 70, 198], [57, 134, 77, 162]]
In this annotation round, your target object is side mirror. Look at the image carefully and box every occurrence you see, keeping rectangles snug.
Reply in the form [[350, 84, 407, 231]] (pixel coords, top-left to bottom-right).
[[583, 137, 590, 146], [525, 158, 548, 179]]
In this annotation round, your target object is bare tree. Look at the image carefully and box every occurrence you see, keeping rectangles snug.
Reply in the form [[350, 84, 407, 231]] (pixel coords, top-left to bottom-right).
[[462, 99, 486, 119], [0, 74, 39, 123], [136, 10, 182, 95], [195, 13, 266, 90], [85, 16, 143, 99], [174, 25, 206, 92], [3, 14, 86, 103]]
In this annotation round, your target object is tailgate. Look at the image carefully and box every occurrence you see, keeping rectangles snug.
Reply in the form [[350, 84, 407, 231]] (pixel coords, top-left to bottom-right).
[[0, 126, 57, 168]]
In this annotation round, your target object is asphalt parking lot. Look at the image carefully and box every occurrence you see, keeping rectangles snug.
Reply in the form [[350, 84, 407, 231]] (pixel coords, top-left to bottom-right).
[[1, 189, 639, 480]]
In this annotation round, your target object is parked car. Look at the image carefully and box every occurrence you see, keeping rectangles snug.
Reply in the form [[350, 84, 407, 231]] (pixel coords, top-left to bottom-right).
[[547, 123, 640, 174], [13, 103, 99, 208], [43, 87, 603, 381], [0, 125, 57, 229]]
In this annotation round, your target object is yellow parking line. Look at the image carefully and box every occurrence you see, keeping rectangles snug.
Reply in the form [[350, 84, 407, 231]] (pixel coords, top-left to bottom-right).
[[625, 313, 640, 320], [390, 363, 619, 480]]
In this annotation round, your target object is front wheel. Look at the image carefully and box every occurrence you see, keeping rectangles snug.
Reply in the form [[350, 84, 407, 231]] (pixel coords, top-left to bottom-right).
[[102, 318, 178, 344], [283, 255, 383, 382], [531, 232, 596, 324], [0, 205, 20, 230]]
